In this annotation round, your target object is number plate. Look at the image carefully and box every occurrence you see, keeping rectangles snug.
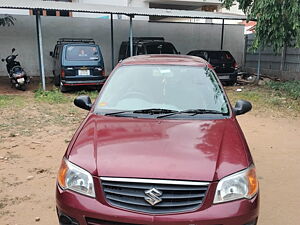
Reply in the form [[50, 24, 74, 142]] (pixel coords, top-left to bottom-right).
[[78, 70, 90, 76], [218, 75, 230, 80], [17, 78, 25, 83]]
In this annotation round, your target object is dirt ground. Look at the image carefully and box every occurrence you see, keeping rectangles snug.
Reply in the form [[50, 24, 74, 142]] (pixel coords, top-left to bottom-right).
[[0, 78, 300, 225]]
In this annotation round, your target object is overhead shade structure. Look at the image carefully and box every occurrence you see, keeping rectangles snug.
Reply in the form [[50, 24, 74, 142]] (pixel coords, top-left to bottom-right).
[[35, 10, 46, 91], [0, 0, 246, 20], [0, 0, 247, 91], [110, 13, 114, 70]]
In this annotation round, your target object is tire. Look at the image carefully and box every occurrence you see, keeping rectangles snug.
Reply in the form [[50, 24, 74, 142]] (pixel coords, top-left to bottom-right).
[[226, 77, 238, 86], [96, 85, 103, 92], [19, 85, 26, 91], [59, 82, 68, 93], [54, 75, 60, 86]]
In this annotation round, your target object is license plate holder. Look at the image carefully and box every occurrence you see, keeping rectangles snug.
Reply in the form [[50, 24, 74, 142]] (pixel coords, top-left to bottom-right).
[[17, 78, 25, 83], [218, 75, 230, 80], [78, 70, 90, 76]]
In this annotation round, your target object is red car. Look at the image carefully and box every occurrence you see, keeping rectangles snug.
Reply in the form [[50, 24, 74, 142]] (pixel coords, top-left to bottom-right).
[[56, 55, 259, 225]]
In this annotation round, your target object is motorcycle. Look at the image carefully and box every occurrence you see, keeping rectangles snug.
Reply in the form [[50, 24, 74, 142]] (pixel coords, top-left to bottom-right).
[[1, 48, 30, 91]]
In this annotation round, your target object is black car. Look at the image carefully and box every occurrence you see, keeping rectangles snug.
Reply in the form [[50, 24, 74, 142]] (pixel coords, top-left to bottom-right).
[[118, 37, 179, 61], [50, 38, 106, 92], [187, 50, 239, 85]]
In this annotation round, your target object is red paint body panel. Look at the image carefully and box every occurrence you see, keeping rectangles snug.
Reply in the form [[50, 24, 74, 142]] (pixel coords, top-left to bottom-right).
[[68, 115, 252, 181], [120, 54, 210, 68], [58, 55, 259, 225]]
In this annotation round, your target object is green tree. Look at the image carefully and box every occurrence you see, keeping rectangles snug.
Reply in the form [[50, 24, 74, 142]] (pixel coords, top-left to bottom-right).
[[0, 15, 16, 27], [221, 0, 300, 52]]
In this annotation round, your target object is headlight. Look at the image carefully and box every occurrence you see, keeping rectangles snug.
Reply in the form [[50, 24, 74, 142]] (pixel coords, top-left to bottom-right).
[[57, 158, 95, 198], [213, 166, 258, 204]]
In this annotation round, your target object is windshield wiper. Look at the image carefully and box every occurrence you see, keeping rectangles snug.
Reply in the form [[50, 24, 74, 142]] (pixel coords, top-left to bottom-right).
[[180, 109, 226, 115], [103, 108, 178, 116], [157, 109, 227, 118], [133, 108, 179, 114], [104, 110, 134, 116]]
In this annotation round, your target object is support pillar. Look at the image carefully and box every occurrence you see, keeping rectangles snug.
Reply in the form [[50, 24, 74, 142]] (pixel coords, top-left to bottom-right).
[[35, 11, 46, 91]]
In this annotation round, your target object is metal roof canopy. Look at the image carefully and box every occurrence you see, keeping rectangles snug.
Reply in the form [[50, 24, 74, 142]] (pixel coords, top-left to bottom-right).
[[0, 0, 246, 20]]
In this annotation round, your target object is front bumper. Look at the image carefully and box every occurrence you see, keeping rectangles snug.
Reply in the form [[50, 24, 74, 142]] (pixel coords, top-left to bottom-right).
[[56, 184, 259, 225]]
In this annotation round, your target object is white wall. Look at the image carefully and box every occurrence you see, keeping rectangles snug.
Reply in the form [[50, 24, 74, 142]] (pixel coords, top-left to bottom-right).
[[73, 0, 148, 19], [0, 9, 30, 15], [220, 2, 244, 15], [0, 15, 245, 76]]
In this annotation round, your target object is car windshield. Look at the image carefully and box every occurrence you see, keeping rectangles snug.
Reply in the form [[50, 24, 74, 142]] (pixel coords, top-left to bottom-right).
[[146, 43, 177, 54], [208, 51, 234, 62], [95, 65, 229, 115], [65, 45, 100, 61]]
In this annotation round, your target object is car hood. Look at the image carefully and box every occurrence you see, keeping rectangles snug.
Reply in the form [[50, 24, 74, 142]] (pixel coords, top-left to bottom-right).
[[68, 114, 251, 182]]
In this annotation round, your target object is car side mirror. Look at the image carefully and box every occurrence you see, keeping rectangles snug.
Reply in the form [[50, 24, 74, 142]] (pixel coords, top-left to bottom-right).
[[50, 51, 54, 57], [12, 48, 16, 53], [74, 95, 92, 111], [233, 100, 252, 116]]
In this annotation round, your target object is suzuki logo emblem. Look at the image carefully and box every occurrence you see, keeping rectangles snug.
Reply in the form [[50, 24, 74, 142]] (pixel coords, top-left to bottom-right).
[[144, 188, 162, 206]]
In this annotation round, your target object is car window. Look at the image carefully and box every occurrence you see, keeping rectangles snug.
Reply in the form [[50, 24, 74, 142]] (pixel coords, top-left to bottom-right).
[[208, 51, 234, 62], [119, 43, 127, 60], [146, 43, 177, 54], [54, 46, 59, 58], [126, 45, 137, 57], [95, 65, 229, 114], [65, 45, 100, 61], [53, 46, 57, 57], [137, 45, 145, 55], [191, 51, 208, 60]]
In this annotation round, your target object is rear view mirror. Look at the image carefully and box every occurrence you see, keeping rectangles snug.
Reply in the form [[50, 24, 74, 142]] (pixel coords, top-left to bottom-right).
[[12, 48, 16, 53], [50, 51, 54, 57], [74, 95, 92, 111], [233, 100, 252, 116]]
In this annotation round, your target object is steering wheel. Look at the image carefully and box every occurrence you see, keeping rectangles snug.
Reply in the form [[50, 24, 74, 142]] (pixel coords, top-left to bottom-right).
[[122, 91, 152, 102]]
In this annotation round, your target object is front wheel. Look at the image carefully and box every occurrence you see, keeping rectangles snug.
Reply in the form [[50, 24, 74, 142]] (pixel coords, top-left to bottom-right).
[[225, 77, 238, 86], [19, 84, 26, 91], [54, 75, 60, 86]]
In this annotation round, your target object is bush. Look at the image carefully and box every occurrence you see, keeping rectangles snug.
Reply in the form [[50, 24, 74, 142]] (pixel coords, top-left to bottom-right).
[[34, 88, 69, 104], [266, 81, 300, 100]]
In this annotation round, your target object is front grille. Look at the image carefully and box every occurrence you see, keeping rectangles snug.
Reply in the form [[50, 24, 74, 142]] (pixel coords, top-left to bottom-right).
[[101, 177, 209, 214]]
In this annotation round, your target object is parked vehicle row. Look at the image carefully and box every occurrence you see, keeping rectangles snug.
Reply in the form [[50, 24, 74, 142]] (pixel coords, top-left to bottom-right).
[[0, 37, 239, 92], [49, 37, 239, 92]]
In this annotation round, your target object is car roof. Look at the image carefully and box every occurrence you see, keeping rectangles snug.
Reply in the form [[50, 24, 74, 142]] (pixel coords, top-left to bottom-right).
[[56, 43, 98, 47], [119, 54, 211, 67], [189, 50, 231, 53], [122, 41, 171, 45]]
